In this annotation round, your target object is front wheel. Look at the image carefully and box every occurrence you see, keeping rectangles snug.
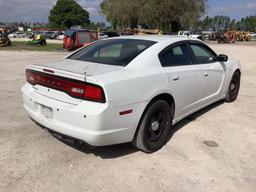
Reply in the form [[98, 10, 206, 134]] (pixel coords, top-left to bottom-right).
[[132, 100, 173, 153], [225, 71, 241, 102]]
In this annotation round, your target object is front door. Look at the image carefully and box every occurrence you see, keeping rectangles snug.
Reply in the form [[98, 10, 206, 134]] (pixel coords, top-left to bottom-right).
[[188, 43, 225, 103]]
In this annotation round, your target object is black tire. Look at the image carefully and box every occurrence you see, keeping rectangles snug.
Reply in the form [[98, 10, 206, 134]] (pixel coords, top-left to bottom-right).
[[225, 71, 241, 102], [132, 100, 173, 153], [41, 40, 47, 46], [6, 40, 11, 46]]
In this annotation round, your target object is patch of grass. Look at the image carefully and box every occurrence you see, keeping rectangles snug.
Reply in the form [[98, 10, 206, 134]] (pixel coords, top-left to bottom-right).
[[0, 41, 63, 52]]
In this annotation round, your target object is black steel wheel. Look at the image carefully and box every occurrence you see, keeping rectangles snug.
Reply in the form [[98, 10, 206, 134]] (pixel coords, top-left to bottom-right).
[[225, 71, 241, 102], [132, 100, 173, 153]]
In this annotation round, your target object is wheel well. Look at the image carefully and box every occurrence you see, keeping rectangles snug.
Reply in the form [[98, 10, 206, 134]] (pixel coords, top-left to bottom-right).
[[148, 93, 175, 116], [133, 93, 175, 140]]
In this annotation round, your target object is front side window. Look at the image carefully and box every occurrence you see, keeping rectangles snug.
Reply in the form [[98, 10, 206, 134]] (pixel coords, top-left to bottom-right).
[[190, 44, 216, 64], [68, 39, 156, 66], [159, 44, 192, 67]]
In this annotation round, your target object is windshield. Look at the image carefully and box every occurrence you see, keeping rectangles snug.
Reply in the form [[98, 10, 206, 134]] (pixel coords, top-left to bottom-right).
[[67, 39, 156, 66]]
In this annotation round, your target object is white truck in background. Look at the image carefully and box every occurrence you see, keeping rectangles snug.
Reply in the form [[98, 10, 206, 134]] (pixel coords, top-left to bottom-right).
[[178, 31, 203, 40]]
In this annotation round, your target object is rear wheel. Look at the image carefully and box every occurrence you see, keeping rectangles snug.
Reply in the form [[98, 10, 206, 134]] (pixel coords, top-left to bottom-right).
[[132, 100, 173, 153], [225, 71, 241, 102], [41, 40, 46, 46]]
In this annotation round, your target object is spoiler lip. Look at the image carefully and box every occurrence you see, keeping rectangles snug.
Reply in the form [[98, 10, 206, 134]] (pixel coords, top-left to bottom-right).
[[43, 68, 54, 73]]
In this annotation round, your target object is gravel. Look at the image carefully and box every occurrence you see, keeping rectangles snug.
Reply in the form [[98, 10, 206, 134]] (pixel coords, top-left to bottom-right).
[[0, 42, 255, 192]]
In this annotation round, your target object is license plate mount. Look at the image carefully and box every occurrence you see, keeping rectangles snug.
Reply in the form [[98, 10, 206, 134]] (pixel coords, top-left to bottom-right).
[[41, 105, 53, 119]]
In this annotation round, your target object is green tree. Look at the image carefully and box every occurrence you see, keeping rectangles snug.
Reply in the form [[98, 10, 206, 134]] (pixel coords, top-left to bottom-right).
[[201, 16, 213, 30], [48, 0, 90, 29], [229, 19, 236, 30], [240, 16, 256, 31], [200, 15, 256, 32], [101, 0, 205, 32], [201, 15, 231, 31]]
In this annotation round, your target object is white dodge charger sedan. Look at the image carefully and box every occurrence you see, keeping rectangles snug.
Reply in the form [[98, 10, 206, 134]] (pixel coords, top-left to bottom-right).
[[22, 36, 241, 153]]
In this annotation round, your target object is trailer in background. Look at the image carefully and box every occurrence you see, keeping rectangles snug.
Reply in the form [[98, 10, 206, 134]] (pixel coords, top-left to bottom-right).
[[63, 29, 98, 51]]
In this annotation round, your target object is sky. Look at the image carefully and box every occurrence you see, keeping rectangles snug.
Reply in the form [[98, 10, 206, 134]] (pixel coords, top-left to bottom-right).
[[206, 0, 256, 19], [0, 0, 255, 23]]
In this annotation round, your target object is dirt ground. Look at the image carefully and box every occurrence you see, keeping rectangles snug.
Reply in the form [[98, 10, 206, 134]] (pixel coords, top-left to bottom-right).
[[0, 42, 255, 192]]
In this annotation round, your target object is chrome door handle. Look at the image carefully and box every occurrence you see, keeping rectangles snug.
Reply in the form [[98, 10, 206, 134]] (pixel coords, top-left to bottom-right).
[[172, 76, 180, 81], [204, 72, 209, 77]]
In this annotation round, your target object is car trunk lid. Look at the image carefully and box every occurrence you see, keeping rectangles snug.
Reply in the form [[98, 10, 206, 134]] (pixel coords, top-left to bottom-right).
[[26, 59, 122, 104], [36, 59, 123, 76]]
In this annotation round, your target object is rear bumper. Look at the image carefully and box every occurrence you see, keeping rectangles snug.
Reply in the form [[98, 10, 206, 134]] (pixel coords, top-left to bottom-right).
[[22, 83, 145, 146]]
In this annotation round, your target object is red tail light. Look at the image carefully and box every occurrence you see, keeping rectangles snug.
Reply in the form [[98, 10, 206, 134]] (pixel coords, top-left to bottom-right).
[[26, 69, 105, 103]]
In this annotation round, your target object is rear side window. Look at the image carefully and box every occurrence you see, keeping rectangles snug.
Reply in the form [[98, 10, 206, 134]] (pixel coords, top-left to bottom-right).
[[159, 44, 192, 67], [68, 39, 156, 66], [190, 44, 216, 64]]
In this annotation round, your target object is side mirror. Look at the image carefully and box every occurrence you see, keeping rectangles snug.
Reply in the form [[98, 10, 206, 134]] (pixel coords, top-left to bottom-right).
[[218, 54, 228, 62]]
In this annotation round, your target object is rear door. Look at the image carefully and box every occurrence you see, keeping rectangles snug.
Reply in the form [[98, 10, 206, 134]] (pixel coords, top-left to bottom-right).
[[188, 42, 225, 103], [159, 42, 204, 119]]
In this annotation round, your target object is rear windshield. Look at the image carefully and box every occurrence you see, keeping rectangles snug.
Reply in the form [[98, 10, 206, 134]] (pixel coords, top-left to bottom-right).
[[67, 39, 156, 66]]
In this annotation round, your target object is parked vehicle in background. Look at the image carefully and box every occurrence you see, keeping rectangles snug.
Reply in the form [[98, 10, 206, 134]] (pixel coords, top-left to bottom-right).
[[28, 32, 36, 39], [216, 32, 230, 43], [99, 33, 108, 40], [0, 27, 12, 46], [133, 28, 162, 35], [56, 34, 65, 40], [22, 36, 241, 153], [27, 34, 47, 46], [104, 31, 120, 37], [178, 31, 203, 40], [8, 32, 26, 38], [63, 29, 98, 51], [209, 31, 250, 43], [235, 31, 251, 41], [202, 31, 212, 40], [249, 32, 256, 37], [41, 31, 56, 39], [99, 31, 120, 39], [250, 32, 256, 40], [49, 31, 63, 39]]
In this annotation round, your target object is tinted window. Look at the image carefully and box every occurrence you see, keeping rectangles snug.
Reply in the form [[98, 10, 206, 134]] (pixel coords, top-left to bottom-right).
[[159, 44, 192, 67], [190, 44, 216, 64], [68, 39, 156, 66]]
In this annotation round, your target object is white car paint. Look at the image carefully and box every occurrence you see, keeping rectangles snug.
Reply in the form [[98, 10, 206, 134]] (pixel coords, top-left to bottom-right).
[[21, 35, 241, 146]]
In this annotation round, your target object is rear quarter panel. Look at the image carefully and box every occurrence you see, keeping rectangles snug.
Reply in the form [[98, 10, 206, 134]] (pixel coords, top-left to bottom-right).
[[92, 40, 178, 107], [94, 67, 170, 107]]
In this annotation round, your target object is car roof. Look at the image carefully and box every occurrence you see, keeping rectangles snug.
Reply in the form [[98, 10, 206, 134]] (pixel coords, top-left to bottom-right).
[[112, 35, 193, 43]]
